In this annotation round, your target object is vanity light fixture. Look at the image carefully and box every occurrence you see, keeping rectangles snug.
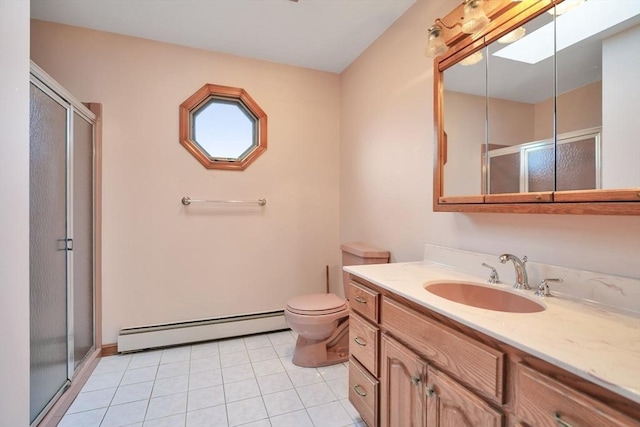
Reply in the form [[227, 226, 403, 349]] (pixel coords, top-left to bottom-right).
[[425, 25, 448, 57], [461, 0, 491, 34], [425, 0, 491, 58]]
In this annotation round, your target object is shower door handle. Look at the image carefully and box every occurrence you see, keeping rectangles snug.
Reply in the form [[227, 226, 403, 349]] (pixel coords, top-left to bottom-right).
[[66, 238, 73, 251]]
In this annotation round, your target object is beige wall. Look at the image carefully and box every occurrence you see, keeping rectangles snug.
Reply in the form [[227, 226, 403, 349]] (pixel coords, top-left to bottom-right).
[[443, 91, 485, 196], [444, 90, 535, 196], [340, 0, 640, 277], [0, 1, 30, 424], [534, 80, 602, 140], [31, 20, 342, 344]]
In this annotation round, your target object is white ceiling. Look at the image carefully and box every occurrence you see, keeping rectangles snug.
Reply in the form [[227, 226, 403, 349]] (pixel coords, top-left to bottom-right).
[[30, 0, 416, 73]]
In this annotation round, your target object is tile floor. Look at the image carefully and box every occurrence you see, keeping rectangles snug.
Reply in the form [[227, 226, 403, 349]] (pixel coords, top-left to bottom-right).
[[58, 330, 365, 427]]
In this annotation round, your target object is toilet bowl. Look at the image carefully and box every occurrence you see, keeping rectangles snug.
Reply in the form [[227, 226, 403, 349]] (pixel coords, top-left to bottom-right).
[[285, 293, 350, 367], [285, 242, 390, 368]]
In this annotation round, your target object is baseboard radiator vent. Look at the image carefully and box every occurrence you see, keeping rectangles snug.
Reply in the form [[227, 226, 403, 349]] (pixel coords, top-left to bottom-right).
[[117, 310, 288, 353]]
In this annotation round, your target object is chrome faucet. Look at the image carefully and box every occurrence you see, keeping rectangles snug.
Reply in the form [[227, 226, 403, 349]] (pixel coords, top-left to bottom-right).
[[498, 254, 529, 290]]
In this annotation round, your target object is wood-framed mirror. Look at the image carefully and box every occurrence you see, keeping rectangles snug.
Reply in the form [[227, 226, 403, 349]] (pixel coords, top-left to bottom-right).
[[432, 0, 640, 215]]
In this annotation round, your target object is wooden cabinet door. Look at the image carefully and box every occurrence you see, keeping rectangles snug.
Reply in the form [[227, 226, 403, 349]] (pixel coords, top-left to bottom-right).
[[380, 334, 427, 427], [426, 366, 503, 427]]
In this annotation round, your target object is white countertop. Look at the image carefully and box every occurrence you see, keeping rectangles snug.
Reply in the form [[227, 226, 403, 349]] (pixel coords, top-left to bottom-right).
[[344, 261, 640, 404]]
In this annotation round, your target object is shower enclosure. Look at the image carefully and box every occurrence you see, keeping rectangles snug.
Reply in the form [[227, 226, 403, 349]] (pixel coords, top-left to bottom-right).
[[29, 63, 99, 426]]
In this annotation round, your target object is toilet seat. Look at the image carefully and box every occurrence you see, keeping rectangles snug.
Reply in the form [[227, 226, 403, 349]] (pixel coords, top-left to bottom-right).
[[286, 293, 348, 316]]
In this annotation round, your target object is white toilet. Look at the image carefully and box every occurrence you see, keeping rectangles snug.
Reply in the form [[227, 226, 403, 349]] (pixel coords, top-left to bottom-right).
[[285, 242, 390, 368]]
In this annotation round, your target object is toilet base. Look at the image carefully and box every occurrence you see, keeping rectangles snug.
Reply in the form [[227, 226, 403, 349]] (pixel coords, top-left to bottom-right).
[[291, 318, 349, 368]]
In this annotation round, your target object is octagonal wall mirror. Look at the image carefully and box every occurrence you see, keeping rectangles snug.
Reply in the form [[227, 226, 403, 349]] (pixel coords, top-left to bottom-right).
[[180, 84, 267, 170]]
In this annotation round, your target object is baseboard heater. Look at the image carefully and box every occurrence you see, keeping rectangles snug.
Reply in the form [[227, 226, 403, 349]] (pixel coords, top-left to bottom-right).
[[117, 310, 288, 353]]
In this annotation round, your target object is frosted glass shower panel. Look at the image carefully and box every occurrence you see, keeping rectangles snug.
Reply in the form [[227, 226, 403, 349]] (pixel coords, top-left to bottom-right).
[[29, 82, 69, 423], [73, 112, 95, 368]]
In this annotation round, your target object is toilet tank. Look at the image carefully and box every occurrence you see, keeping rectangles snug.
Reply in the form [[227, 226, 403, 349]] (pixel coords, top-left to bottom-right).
[[340, 242, 390, 296]]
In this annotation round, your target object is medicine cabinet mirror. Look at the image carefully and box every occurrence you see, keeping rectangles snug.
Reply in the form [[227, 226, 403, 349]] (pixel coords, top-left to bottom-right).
[[433, 0, 640, 215], [180, 84, 267, 170]]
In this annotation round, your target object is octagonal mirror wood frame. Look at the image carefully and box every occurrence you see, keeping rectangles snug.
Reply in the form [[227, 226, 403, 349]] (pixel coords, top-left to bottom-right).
[[180, 84, 267, 170]]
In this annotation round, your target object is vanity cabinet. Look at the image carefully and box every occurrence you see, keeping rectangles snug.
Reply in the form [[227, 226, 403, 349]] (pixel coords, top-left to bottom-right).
[[380, 334, 426, 427], [346, 275, 640, 427]]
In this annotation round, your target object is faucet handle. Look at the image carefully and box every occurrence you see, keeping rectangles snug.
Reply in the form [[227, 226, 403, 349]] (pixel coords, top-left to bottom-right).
[[481, 263, 500, 284], [522, 255, 528, 264], [535, 278, 563, 297]]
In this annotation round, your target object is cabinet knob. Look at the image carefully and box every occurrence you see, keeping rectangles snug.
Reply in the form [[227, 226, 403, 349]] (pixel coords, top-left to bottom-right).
[[353, 337, 367, 346], [353, 384, 367, 397], [553, 412, 573, 427], [354, 296, 367, 304], [426, 386, 435, 398], [411, 376, 420, 386]]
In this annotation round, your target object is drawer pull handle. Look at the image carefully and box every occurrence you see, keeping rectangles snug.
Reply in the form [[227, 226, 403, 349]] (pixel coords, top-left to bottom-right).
[[411, 376, 420, 386], [426, 386, 435, 398], [353, 337, 367, 346], [354, 296, 367, 304], [353, 384, 367, 397], [553, 412, 573, 427]]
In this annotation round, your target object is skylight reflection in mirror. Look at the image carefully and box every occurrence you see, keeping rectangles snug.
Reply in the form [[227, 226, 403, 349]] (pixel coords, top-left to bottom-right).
[[493, 0, 640, 64]]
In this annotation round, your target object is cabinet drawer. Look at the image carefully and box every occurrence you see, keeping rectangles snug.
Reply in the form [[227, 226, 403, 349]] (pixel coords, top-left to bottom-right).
[[349, 358, 379, 427], [348, 280, 379, 322], [350, 312, 379, 376], [381, 296, 504, 403], [515, 364, 640, 427]]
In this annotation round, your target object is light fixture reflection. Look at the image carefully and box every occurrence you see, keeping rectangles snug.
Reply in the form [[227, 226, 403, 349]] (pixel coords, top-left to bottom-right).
[[548, 0, 585, 16], [498, 26, 526, 44], [460, 50, 484, 66], [425, 25, 448, 57], [462, 0, 491, 34]]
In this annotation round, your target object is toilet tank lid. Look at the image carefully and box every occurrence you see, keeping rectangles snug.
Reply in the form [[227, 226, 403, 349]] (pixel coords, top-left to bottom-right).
[[341, 242, 390, 259], [286, 293, 347, 312]]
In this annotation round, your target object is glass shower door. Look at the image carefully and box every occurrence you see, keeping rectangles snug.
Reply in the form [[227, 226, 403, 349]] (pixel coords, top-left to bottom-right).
[[29, 82, 70, 423], [72, 111, 95, 368]]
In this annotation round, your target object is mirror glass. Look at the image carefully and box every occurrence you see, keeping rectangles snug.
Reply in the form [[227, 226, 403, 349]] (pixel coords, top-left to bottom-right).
[[556, 1, 640, 190], [486, 12, 554, 194], [441, 1, 640, 197], [192, 97, 258, 160], [442, 46, 488, 197]]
